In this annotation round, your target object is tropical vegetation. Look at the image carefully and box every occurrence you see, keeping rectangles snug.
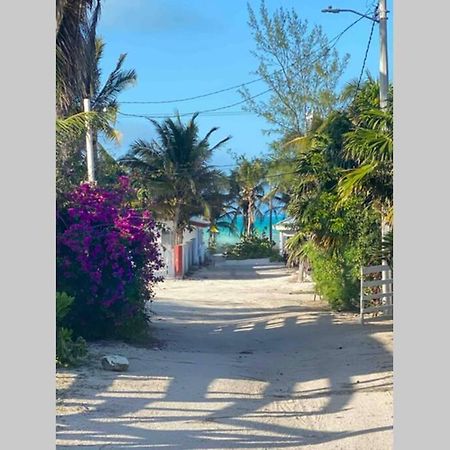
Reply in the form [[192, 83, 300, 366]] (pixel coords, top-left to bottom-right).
[[56, 177, 163, 341], [120, 113, 231, 245], [223, 234, 277, 260], [54, 0, 394, 367]]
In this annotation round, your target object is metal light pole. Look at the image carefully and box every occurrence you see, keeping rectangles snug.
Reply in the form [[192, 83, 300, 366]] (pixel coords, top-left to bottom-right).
[[378, 0, 389, 111], [321, 1, 389, 110], [377, 1, 391, 299]]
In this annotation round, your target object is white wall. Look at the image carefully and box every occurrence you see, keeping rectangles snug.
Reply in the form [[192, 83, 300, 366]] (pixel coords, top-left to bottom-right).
[[154, 229, 175, 278], [155, 222, 208, 278]]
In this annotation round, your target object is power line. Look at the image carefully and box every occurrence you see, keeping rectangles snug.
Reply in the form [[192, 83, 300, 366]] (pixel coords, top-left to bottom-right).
[[118, 88, 272, 119], [120, 79, 263, 104], [119, 110, 255, 118], [354, 9, 377, 97], [119, 15, 366, 108], [118, 17, 365, 121]]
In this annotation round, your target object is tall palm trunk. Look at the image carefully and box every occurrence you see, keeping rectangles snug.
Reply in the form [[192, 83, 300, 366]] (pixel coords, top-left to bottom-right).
[[269, 194, 273, 242], [246, 191, 256, 235], [173, 203, 184, 246], [246, 197, 254, 235]]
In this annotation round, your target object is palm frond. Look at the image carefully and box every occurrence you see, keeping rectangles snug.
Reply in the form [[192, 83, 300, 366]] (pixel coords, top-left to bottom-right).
[[337, 162, 378, 204], [56, 109, 119, 147], [285, 231, 308, 266], [93, 53, 137, 109]]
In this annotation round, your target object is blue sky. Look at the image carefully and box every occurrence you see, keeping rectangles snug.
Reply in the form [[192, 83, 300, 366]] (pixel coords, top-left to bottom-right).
[[97, 0, 393, 167]]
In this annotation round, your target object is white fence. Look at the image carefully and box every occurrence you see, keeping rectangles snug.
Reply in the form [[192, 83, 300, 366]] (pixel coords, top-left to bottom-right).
[[360, 264, 393, 324]]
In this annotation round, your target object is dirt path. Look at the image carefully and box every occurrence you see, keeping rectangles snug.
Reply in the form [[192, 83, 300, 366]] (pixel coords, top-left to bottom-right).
[[56, 258, 393, 449]]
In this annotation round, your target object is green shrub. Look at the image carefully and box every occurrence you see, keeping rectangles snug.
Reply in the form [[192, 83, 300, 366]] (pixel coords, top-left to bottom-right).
[[56, 291, 74, 323], [223, 234, 276, 260], [56, 292, 87, 367], [303, 243, 359, 311], [56, 327, 87, 367], [56, 178, 163, 341]]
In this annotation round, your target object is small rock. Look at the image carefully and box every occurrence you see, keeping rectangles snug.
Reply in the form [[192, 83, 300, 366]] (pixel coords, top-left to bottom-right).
[[101, 355, 129, 372], [338, 346, 343, 350]]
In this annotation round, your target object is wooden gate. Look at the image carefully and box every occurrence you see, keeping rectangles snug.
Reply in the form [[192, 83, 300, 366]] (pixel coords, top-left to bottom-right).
[[360, 264, 393, 324]]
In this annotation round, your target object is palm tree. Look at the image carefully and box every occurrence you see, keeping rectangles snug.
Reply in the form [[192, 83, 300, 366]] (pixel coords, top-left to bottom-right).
[[120, 113, 231, 245], [202, 183, 238, 249], [56, 35, 137, 190], [283, 111, 362, 254], [338, 79, 393, 220], [56, 0, 101, 117], [338, 81, 394, 266], [229, 157, 267, 236], [88, 38, 137, 181]]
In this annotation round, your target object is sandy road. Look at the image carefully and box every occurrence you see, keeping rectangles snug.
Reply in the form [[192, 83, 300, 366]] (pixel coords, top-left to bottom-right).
[[56, 258, 393, 449]]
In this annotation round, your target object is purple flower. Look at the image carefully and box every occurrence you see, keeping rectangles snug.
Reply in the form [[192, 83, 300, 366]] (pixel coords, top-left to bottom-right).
[[56, 179, 163, 338]]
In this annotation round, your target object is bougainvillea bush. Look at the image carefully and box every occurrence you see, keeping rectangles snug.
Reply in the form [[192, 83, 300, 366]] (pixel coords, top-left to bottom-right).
[[57, 176, 164, 341]]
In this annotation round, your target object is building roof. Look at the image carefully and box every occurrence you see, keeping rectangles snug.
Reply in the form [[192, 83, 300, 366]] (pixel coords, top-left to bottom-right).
[[189, 216, 211, 228], [273, 217, 296, 231]]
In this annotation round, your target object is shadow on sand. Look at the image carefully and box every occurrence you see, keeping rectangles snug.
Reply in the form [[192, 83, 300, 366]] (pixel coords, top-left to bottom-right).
[[56, 261, 392, 449]]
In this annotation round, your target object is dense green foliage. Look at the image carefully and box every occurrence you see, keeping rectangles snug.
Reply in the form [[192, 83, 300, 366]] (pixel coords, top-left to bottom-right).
[[223, 234, 276, 260], [57, 178, 163, 341], [56, 292, 87, 367], [226, 156, 267, 236], [302, 244, 358, 311], [277, 80, 393, 310], [56, 0, 136, 194], [120, 113, 231, 245], [55, 0, 394, 356]]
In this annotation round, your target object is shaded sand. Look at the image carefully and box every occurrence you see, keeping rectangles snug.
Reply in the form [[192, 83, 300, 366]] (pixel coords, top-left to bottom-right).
[[57, 258, 393, 449]]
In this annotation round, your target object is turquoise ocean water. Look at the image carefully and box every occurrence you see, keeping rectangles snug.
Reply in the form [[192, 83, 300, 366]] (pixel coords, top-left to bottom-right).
[[203, 213, 286, 248]]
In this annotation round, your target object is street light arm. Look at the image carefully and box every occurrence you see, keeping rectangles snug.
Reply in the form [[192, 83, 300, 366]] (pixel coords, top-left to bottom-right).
[[321, 7, 379, 23]]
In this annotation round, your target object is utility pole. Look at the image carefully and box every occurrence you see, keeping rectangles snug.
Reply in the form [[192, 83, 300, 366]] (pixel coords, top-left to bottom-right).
[[83, 98, 96, 183], [322, 1, 390, 107], [378, 0, 389, 111], [377, 0, 391, 299]]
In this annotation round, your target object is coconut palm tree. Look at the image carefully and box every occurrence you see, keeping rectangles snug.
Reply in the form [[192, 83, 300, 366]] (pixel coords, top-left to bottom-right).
[[88, 38, 137, 181], [56, 0, 100, 192], [56, 0, 101, 117], [228, 157, 267, 236], [120, 113, 231, 245], [338, 106, 393, 220], [56, 35, 137, 190], [201, 181, 238, 249], [338, 82, 394, 266]]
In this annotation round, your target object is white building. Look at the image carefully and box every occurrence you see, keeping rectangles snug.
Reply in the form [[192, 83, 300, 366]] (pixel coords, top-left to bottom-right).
[[273, 217, 297, 256], [155, 216, 210, 279]]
